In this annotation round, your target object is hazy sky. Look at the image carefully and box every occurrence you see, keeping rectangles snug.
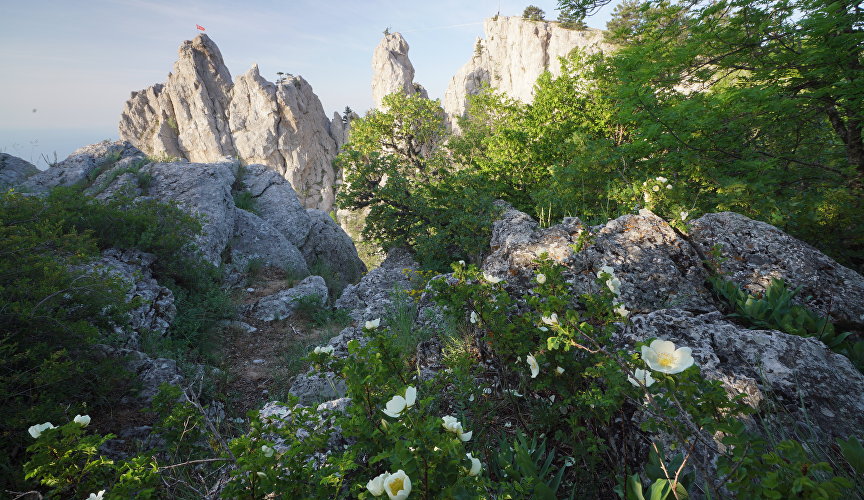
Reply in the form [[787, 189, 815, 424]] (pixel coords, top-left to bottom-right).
[[0, 0, 616, 167]]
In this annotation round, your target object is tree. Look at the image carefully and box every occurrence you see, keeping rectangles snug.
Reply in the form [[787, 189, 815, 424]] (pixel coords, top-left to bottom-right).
[[558, 5, 589, 29], [522, 5, 546, 21], [604, 0, 650, 43]]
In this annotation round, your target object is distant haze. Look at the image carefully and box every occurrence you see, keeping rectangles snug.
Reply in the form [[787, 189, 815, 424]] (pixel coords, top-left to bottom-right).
[[0, 0, 616, 168]]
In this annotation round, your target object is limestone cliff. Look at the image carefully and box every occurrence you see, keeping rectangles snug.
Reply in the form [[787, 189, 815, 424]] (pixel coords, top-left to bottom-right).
[[443, 16, 614, 130], [370, 32, 426, 109], [119, 34, 341, 211]]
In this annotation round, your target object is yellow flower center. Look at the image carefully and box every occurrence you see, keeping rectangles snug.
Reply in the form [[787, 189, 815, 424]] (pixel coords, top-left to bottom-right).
[[389, 477, 404, 495], [657, 352, 675, 368]]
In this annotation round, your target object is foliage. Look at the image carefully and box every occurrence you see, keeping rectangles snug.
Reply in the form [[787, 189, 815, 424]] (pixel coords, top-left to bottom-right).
[[523, 5, 546, 21]]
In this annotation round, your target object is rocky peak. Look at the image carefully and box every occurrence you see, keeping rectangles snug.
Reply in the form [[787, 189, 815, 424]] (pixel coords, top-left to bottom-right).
[[371, 32, 423, 109], [119, 35, 340, 211], [443, 16, 614, 130]]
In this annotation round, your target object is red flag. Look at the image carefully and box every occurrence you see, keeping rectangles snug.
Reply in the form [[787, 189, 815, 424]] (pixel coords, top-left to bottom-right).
[[196, 24, 206, 31]]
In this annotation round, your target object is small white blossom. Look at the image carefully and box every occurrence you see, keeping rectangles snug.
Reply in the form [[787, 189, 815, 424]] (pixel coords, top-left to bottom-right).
[[313, 345, 334, 355], [680, 211, 689, 221], [652, 185, 660, 192], [628, 368, 656, 387], [666, 184, 672, 190], [383, 470, 412, 500], [470, 311, 478, 324], [256, 471, 266, 478], [442, 415, 473, 441], [541, 313, 558, 325], [367, 472, 389, 496], [86, 491, 106, 500], [555, 366, 565, 375], [458, 260, 466, 266], [261, 445, 274, 457], [73, 414, 91, 427], [614, 303, 630, 318], [365, 318, 381, 330], [526, 354, 540, 378], [483, 272, 502, 284], [382, 386, 417, 418], [28, 422, 55, 439], [466, 453, 482, 476], [641, 339, 695, 374], [656, 176, 668, 183], [536, 273, 546, 284], [643, 192, 651, 203]]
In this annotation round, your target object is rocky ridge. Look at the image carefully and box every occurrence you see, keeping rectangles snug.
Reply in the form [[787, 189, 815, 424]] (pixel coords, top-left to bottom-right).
[[443, 16, 614, 130], [119, 35, 342, 211], [371, 32, 427, 109]]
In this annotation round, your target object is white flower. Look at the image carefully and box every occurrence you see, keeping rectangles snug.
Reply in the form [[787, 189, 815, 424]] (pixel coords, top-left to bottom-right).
[[367, 472, 389, 496], [466, 453, 482, 476], [536, 273, 546, 284], [641, 339, 695, 374], [442, 415, 472, 441], [73, 414, 91, 427], [628, 368, 656, 387], [86, 491, 105, 500], [483, 388, 492, 395], [313, 345, 334, 355], [468, 394, 475, 402], [666, 184, 672, 190], [482, 272, 502, 284], [383, 469, 412, 500], [458, 260, 466, 266], [526, 354, 539, 378], [256, 471, 266, 478], [680, 211, 689, 221], [652, 185, 660, 192], [614, 303, 630, 318], [28, 422, 55, 439], [261, 445, 274, 457], [555, 366, 565, 375], [564, 457, 575, 467], [382, 386, 417, 418], [541, 313, 558, 325], [656, 176, 668, 183], [643, 192, 651, 203], [606, 277, 622, 296], [365, 318, 381, 330], [597, 265, 615, 277], [470, 311, 478, 324], [538, 326, 549, 332], [504, 421, 512, 428]]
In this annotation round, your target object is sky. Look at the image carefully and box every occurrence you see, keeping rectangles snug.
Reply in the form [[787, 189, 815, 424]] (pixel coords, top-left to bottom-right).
[[0, 0, 617, 167]]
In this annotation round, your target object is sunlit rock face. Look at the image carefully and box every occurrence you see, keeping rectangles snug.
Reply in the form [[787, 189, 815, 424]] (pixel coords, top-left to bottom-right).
[[443, 16, 614, 131], [371, 32, 425, 110], [119, 34, 341, 211]]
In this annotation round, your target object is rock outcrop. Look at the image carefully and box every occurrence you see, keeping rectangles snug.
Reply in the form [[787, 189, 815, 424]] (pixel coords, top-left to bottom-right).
[[21, 141, 142, 193], [0, 153, 38, 187], [119, 35, 341, 211], [371, 32, 424, 109], [443, 17, 614, 130], [246, 275, 328, 322]]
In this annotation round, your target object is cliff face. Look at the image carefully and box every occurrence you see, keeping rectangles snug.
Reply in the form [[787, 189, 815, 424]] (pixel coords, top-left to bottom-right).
[[443, 17, 614, 129], [370, 32, 421, 110], [119, 35, 341, 211]]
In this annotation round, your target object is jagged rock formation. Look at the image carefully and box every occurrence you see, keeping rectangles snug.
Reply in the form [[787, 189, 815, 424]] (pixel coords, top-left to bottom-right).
[[0, 153, 38, 187], [371, 32, 426, 109], [443, 16, 614, 130], [118, 35, 341, 211], [25, 141, 365, 285]]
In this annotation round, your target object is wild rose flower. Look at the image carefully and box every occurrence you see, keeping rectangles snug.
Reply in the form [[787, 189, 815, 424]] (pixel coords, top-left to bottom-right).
[[466, 453, 482, 476], [313, 345, 334, 355], [470, 311, 478, 324], [555, 366, 565, 375], [628, 368, 656, 387], [73, 414, 91, 427], [383, 386, 417, 418], [656, 176, 668, 183], [482, 272, 502, 284], [541, 313, 558, 325], [652, 185, 660, 192], [526, 354, 540, 378], [666, 184, 672, 190], [641, 339, 695, 374], [536, 273, 546, 284], [680, 211, 689, 221], [614, 303, 629, 318], [383, 469, 412, 500], [442, 415, 472, 441], [367, 472, 389, 496], [365, 318, 381, 330], [28, 422, 55, 439], [261, 445, 274, 457], [86, 491, 105, 500]]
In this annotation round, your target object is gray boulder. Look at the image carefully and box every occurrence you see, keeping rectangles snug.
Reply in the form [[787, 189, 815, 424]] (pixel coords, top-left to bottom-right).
[[95, 345, 187, 404], [301, 209, 366, 287], [239, 164, 311, 247], [21, 141, 142, 193], [247, 275, 328, 322], [689, 212, 864, 326], [0, 153, 38, 187], [335, 247, 417, 322], [88, 249, 176, 349], [230, 209, 308, 276]]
